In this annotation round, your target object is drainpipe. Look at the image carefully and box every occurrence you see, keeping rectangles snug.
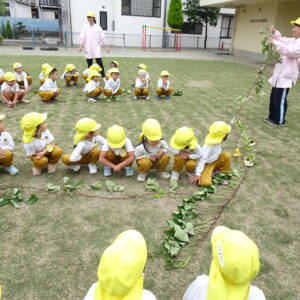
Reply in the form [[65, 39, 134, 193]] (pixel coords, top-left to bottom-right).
[[162, 0, 168, 48]]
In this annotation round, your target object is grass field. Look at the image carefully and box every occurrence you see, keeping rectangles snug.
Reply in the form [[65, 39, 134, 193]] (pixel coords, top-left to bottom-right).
[[0, 54, 299, 300]]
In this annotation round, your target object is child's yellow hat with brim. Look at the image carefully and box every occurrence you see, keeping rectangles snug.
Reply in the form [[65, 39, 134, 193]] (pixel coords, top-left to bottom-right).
[[87, 11, 96, 18], [107, 125, 126, 149], [170, 127, 198, 150], [89, 64, 102, 72], [4, 72, 16, 82], [205, 121, 231, 145], [290, 17, 300, 26], [138, 64, 147, 70], [110, 68, 120, 74], [74, 118, 101, 145], [89, 70, 100, 78], [139, 119, 162, 141], [161, 70, 170, 77], [13, 62, 22, 70], [65, 64, 75, 73]]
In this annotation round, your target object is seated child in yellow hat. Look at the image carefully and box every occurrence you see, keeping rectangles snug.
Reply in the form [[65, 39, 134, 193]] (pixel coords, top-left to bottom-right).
[[83, 230, 157, 300], [135, 119, 170, 182], [134, 69, 150, 100], [39, 68, 61, 104], [39, 63, 52, 85], [82, 64, 102, 84], [61, 64, 79, 87], [190, 121, 231, 186], [183, 226, 266, 300], [62, 118, 105, 175], [20, 112, 63, 176], [1, 72, 29, 108], [83, 70, 103, 103], [170, 127, 202, 181], [13, 62, 32, 92], [0, 68, 5, 85], [0, 115, 19, 175], [157, 70, 173, 100], [138, 64, 150, 81], [99, 125, 134, 177], [103, 68, 122, 101], [106, 60, 118, 80]]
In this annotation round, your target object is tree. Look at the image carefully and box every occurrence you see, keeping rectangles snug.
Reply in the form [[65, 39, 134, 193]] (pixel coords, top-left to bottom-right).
[[1, 22, 6, 38], [15, 21, 26, 39], [0, 0, 6, 16], [6, 20, 13, 39], [167, 0, 184, 30], [185, 0, 220, 49]]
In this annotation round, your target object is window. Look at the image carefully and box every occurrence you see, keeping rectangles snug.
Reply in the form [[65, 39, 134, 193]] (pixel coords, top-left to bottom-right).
[[100, 11, 107, 30], [2, 3, 10, 17], [181, 22, 203, 34], [220, 15, 234, 38], [121, 0, 161, 17]]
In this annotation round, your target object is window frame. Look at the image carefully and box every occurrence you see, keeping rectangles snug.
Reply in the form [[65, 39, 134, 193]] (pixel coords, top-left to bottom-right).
[[121, 0, 161, 18], [99, 11, 108, 30], [181, 22, 203, 35], [220, 15, 234, 39]]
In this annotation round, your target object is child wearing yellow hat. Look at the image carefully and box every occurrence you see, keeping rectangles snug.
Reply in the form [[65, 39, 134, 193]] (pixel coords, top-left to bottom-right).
[[13, 62, 32, 92], [61, 64, 79, 87], [106, 61, 118, 80], [170, 127, 202, 181], [183, 226, 265, 300], [82, 64, 102, 83], [157, 70, 173, 100], [0, 115, 19, 175], [20, 112, 63, 176], [134, 69, 150, 100], [83, 70, 103, 103], [0, 68, 5, 85], [83, 230, 157, 300], [103, 68, 123, 101], [99, 125, 134, 176], [39, 68, 61, 104], [62, 118, 105, 174], [1, 72, 29, 107], [138, 64, 150, 81], [135, 119, 170, 182], [39, 63, 52, 85], [190, 121, 231, 186]]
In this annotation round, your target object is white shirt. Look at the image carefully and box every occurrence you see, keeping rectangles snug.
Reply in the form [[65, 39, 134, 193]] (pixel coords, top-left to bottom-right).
[[1, 82, 19, 93], [24, 129, 54, 156], [195, 144, 222, 176], [157, 78, 170, 91], [171, 144, 202, 160], [102, 137, 134, 156], [83, 80, 99, 93], [0, 131, 15, 151], [70, 136, 106, 162], [104, 78, 120, 94], [84, 282, 157, 300], [0, 69, 4, 77], [83, 69, 90, 77], [135, 140, 168, 160], [61, 71, 79, 80], [135, 77, 149, 89], [39, 72, 46, 79], [40, 78, 58, 92], [14, 71, 28, 88], [183, 275, 266, 300]]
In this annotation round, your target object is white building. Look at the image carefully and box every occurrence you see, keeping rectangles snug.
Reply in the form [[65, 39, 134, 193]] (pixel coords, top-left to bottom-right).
[[60, 0, 235, 49]]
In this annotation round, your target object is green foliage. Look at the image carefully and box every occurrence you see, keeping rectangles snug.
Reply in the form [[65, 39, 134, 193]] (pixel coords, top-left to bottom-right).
[[6, 20, 13, 39], [46, 183, 61, 194], [106, 180, 125, 192], [1, 22, 6, 38], [167, 0, 184, 30], [14, 21, 26, 40], [0, 188, 38, 208], [169, 178, 178, 191], [0, 0, 6, 16], [88, 181, 103, 191], [63, 177, 84, 193]]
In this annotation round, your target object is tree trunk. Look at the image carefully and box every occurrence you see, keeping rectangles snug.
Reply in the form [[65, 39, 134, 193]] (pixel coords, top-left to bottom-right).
[[204, 21, 208, 50]]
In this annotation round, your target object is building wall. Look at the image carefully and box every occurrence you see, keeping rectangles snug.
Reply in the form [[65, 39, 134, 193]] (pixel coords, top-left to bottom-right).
[[8, 0, 32, 18]]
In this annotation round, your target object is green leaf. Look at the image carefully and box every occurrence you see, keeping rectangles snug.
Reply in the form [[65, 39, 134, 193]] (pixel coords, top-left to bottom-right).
[[0, 197, 11, 206], [11, 200, 20, 209], [145, 178, 161, 192], [46, 183, 61, 193], [89, 181, 103, 190], [185, 222, 195, 235], [169, 178, 178, 191], [174, 227, 189, 242], [25, 194, 38, 205], [63, 177, 71, 185], [106, 180, 125, 192]]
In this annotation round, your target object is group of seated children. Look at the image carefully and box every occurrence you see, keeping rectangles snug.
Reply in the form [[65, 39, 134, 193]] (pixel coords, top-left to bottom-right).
[[0, 61, 173, 106], [1, 113, 231, 187]]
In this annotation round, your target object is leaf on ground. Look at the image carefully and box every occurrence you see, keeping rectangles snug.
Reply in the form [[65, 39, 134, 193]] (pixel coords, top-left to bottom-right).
[[46, 183, 61, 193], [169, 179, 178, 191], [174, 227, 189, 242], [11, 200, 20, 209], [89, 181, 103, 190], [106, 180, 125, 192], [145, 178, 161, 192], [0, 197, 11, 207], [25, 194, 38, 205]]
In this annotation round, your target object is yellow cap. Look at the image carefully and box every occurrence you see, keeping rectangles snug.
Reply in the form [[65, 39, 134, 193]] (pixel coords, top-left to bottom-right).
[[138, 64, 147, 70], [0, 114, 5, 121], [137, 69, 147, 76], [161, 70, 170, 77], [13, 62, 22, 70], [20, 112, 47, 143], [41, 63, 51, 72], [107, 125, 126, 148], [45, 66, 55, 78], [207, 226, 260, 300], [94, 230, 147, 300], [89, 70, 100, 78], [74, 118, 101, 145], [111, 61, 119, 67], [89, 64, 102, 72], [87, 11, 96, 18], [170, 127, 198, 150], [205, 121, 231, 145], [110, 68, 120, 74], [65, 64, 75, 73], [139, 119, 162, 141], [290, 17, 300, 26], [4, 72, 16, 82]]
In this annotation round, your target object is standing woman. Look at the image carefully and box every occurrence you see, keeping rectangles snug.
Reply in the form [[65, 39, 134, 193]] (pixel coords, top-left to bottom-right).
[[79, 11, 110, 79]]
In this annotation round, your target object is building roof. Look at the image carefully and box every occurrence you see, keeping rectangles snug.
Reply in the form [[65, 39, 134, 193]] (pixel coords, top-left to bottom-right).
[[201, 0, 299, 8]]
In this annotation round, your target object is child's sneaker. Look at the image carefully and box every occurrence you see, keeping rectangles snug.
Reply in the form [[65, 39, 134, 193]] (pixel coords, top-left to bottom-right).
[[171, 171, 179, 180], [3, 165, 19, 175], [69, 165, 80, 172], [137, 173, 147, 182], [146, 96, 150, 100], [156, 96, 161, 100], [159, 172, 171, 179], [88, 163, 97, 175], [166, 95, 171, 100], [104, 166, 112, 176], [32, 167, 42, 176], [47, 164, 56, 174], [133, 96, 138, 100], [125, 166, 134, 177], [88, 97, 97, 103]]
